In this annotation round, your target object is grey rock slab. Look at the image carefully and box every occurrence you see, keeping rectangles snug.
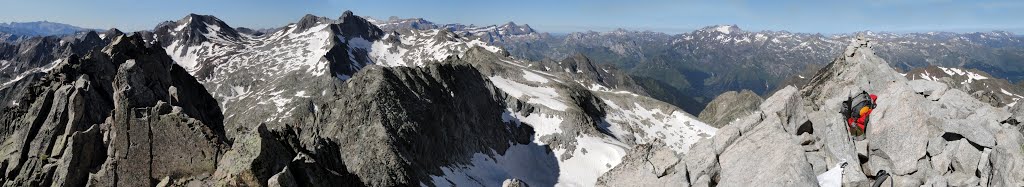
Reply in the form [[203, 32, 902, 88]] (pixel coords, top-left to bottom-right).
[[596, 144, 688, 187], [907, 79, 947, 100], [942, 119, 996, 148], [950, 139, 982, 177], [808, 110, 867, 183], [684, 138, 718, 184], [927, 136, 946, 156], [988, 128, 1024, 186], [718, 114, 817, 186], [867, 82, 933, 175]]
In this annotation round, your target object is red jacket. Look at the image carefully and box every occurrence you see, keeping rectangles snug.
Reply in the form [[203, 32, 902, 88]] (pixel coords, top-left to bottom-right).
[[848, 94, 878, 132]]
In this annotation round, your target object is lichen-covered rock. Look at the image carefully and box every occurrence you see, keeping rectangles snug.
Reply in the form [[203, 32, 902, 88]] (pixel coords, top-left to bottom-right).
[[213, 124, 294, 186], [0, 33, 227, 186]]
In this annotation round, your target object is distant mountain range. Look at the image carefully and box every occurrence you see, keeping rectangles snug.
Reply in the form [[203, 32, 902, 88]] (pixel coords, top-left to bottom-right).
[[4, 18, 1024, 115], [0, 21, 95, 43], [368, 18, 1024, 114]]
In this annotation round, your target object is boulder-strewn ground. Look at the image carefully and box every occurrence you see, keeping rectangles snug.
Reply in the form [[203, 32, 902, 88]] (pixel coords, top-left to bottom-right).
[[600, 36, 1024, 186]]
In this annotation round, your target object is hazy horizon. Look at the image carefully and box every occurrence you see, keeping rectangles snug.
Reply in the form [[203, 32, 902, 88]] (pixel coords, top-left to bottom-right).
[[2, 0, 1022, 34]]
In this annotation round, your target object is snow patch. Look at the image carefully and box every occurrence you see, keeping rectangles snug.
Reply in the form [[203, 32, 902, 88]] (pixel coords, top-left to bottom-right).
[[502, 111, 563, 144], [714, 25, 733, 34], [601, 99, 716, 153], [522, 70, 549, 83], [555, 135, 628, 186], [429, 143, 559, 187], [490, 76, 568, 111], [938, 67, 987, 83]]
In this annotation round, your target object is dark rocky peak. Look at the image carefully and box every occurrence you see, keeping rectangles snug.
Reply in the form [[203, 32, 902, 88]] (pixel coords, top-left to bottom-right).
[[80, 31, 102, 43], [287, 11, 383, 40], [153, 13, 241, 47], [306, 61, 533, 186], [182, 13, 240, 37], [431, 29, 458, 43], [102, 33, 172, 68], [101, 28, 125, 40], [561, 53, 601, 74], [498, 21, 536, 35], [334, 10, 384, 40], [339, 10, 355, 20], [292, 14, 333, 34], [64, 31, 106, 55]]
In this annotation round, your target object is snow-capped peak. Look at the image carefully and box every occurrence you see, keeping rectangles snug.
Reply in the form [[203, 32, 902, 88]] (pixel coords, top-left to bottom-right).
[[703, 24, 740, 35]]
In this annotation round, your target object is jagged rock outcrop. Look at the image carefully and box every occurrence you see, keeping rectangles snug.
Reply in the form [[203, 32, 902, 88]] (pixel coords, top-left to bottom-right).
[[0, 30, 115, 104], [698, 89, 763, 128], [0, 33, 227, 186], [674, 36, 1024, 186], [297, 61, 535, 186]]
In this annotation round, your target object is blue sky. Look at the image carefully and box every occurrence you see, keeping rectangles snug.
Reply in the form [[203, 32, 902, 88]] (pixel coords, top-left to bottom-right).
[[1, 0, 1022, 34]]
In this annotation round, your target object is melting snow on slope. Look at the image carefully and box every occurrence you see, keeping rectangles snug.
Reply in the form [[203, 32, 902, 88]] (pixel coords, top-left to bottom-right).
[[490, 76, 568, 111], [369, 37, 410, 67], [367, 30, 503, 67], [166, 40, 207, 71], [1, 59, 62, 88], [938, 67, 988, 83], [602, 99, 716, 153], [502, 110, 563, 144], [554, 136, 628, 187], [430, 143, 559, 187], [522, 70, 549, 83]]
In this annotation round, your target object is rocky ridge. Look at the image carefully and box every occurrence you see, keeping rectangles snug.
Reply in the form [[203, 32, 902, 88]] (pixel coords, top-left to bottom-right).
[[601, 36, 1024, 186], [0, 34, 227, 186], [22, 11, 717, 187]]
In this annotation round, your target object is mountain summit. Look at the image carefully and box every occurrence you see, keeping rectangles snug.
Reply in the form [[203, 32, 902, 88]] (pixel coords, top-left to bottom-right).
[[615, 35, 1024, 186]]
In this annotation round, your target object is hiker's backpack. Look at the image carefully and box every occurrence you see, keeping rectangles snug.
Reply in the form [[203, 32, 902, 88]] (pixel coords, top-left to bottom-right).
[[842, 91, 877, 138]]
